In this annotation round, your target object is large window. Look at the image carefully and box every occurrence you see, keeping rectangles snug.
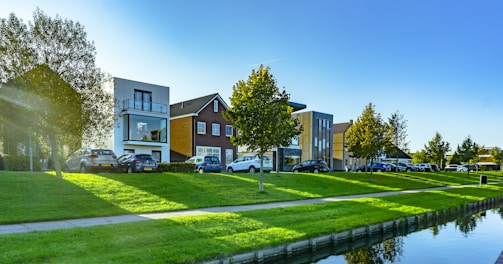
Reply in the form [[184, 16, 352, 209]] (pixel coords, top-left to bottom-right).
[[196, 146, 221, 161], [134, 90, 152, 111], [123, 114, 167, 142]]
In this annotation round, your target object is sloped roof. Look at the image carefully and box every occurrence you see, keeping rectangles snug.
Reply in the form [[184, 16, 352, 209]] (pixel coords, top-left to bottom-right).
[[170, 93, 227, 117], [384, 146, 412, 159], [333, 122, 352, 134]]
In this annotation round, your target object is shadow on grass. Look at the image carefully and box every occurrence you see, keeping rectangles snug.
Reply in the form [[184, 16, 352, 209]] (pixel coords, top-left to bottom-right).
[[0, 172, 129, 224]]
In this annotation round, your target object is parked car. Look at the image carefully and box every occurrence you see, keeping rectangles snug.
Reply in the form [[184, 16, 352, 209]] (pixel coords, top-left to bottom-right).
[[398, 162, 416, 172], [444, 164, 461, 171], [64, 148, 118, 173], [431, 164, 439, 172], [355, 162, 389, 172], [416, 163, 433, 172], [292, 159, 329, 173], [457, 165, 468, 172], [185, 155, 222, 173], [463, 164, 478, 171], [226, 155, 273, 173], [117, 153, 158, 173]]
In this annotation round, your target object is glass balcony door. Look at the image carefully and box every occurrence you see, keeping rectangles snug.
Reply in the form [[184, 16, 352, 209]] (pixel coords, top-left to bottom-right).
[[134, 90, 152, 111]]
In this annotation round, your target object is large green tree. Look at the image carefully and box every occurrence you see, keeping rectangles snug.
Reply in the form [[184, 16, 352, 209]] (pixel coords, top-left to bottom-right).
[[224, 65, 302, 192], [1, 65, 82, 178], [0, 9, 113, 159], [385, 111, 408, 171], [424, 132, 450, 167], [345, 103, 386, 181], [452, 136, 479, 165]]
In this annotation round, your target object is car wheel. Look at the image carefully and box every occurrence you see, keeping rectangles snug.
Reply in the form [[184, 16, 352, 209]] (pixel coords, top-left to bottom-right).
[[199, 168, 204, 173], [313, 169, 319, 174], [249, 167, 256, 173], [293, 169, 299, 173], [80, 164, 87, 173], [357, 169, 362, 172], [406, 168, 411, 172], [227, 167, 234, 173]]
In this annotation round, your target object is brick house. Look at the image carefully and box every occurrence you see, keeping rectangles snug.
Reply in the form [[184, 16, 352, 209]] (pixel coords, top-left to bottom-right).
[[170, 93, 237, 168]]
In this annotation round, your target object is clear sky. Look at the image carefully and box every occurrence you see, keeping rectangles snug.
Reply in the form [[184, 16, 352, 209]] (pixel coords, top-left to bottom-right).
[[2, 0, 502, 152]]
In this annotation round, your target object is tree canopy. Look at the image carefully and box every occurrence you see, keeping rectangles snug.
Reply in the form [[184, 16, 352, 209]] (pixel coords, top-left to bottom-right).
[[424, 132, 450, 167], [0, 8, 113, 174], [224, 65, 302, 191], [385, 111, 408, 171], [345, 103, 386, 181], [490, 147, 503, 171], [1, 65, 82, 177], [0, 8, 112, 148]]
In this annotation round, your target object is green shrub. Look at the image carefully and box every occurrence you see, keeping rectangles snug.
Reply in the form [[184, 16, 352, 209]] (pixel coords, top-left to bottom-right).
[[158, 162, 194, 173], [3, 154, 42, 171]]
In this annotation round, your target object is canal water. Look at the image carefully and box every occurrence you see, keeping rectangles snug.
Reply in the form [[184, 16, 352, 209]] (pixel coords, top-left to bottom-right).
[[315, 206, 503, 264], [209, 198, 503, 264]]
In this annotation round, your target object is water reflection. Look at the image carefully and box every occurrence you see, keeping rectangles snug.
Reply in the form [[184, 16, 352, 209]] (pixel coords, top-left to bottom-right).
[[209, 198, 503, 264], [342, 237, 404, 264], [322, 205, 503, 264]]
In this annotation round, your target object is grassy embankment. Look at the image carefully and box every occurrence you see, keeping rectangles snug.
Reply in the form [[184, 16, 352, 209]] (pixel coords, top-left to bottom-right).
[[0, 170, 502, 263]]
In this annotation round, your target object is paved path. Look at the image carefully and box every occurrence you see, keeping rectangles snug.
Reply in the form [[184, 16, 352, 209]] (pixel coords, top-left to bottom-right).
[[2, 185, 483, 235]]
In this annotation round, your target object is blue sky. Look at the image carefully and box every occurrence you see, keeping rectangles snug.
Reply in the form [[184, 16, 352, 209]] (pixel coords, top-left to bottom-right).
[[2, 0, 502, 152]]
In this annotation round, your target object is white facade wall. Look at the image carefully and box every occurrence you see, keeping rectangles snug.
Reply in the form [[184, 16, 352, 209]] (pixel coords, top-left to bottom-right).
[[106, 77, 170, 163]]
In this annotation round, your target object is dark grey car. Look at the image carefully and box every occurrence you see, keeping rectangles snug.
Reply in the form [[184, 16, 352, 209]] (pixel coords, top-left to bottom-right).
[[117, 153, 158, 173]]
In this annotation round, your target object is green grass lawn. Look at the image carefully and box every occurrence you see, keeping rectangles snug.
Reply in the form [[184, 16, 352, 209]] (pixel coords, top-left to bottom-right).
[[1, 183, 502, 263], [0, 170, 501, 224]]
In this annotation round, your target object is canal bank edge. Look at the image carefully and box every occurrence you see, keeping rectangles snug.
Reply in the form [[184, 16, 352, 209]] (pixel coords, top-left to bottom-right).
[[204, 196, 503, 264]]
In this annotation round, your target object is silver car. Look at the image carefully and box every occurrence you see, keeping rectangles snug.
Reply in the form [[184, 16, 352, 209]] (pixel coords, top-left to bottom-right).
[[64, 148, 118, 173]]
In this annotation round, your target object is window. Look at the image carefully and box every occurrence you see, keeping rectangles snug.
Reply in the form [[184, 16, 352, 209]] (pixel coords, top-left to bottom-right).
[[225, 149, 233, 165], [213, 100, 218, 112], [123, 114, 167, 142], [196, 146, 221, 161], [152, 151, 161, 162], [212, 123, 220, 136], [225, 125, 233, 137], [134, 90, 152, 111], [197, 122, 206, 134]]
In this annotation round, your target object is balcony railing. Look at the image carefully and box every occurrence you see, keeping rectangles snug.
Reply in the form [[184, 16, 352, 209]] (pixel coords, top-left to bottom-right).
[[122, 99, 167, 114]]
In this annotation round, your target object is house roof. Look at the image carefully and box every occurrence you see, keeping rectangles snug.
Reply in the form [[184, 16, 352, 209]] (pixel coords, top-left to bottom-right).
[[288, 101, 307, 112], [384, 146, 412, 159], [170, 93, 227, 117], [333, 122, 352, 134]]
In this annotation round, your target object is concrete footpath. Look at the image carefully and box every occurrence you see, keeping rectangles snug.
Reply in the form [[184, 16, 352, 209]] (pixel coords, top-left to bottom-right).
[[0, 185, 483, 236]]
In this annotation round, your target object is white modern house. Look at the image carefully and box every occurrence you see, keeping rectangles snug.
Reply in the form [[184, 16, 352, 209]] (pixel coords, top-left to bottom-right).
[[103, 77, 170, 163]]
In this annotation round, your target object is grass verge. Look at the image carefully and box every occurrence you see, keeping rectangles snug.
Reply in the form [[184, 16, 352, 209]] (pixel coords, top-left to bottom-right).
[[0, 170, 501, 224], [0, 184, 502, 263]]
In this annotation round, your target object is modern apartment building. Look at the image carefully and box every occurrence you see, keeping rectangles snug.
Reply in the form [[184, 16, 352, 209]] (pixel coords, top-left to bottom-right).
[[104, 77, 170, 163]]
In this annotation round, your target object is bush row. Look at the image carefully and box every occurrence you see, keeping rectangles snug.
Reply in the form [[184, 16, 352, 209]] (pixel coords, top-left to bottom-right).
[[0, 154, 42, 171], [157, 162, 195, 173]]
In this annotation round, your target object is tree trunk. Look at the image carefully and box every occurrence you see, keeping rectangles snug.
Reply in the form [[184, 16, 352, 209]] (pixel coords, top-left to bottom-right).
[[49, 135, 62, 179], [369, 157, 374, 182], [259, 153, 264, 192]]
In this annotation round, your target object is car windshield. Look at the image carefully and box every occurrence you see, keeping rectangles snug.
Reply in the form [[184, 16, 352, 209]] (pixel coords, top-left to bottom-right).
[[136, 155, 153, 160], [92, 149, 114, 155]]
